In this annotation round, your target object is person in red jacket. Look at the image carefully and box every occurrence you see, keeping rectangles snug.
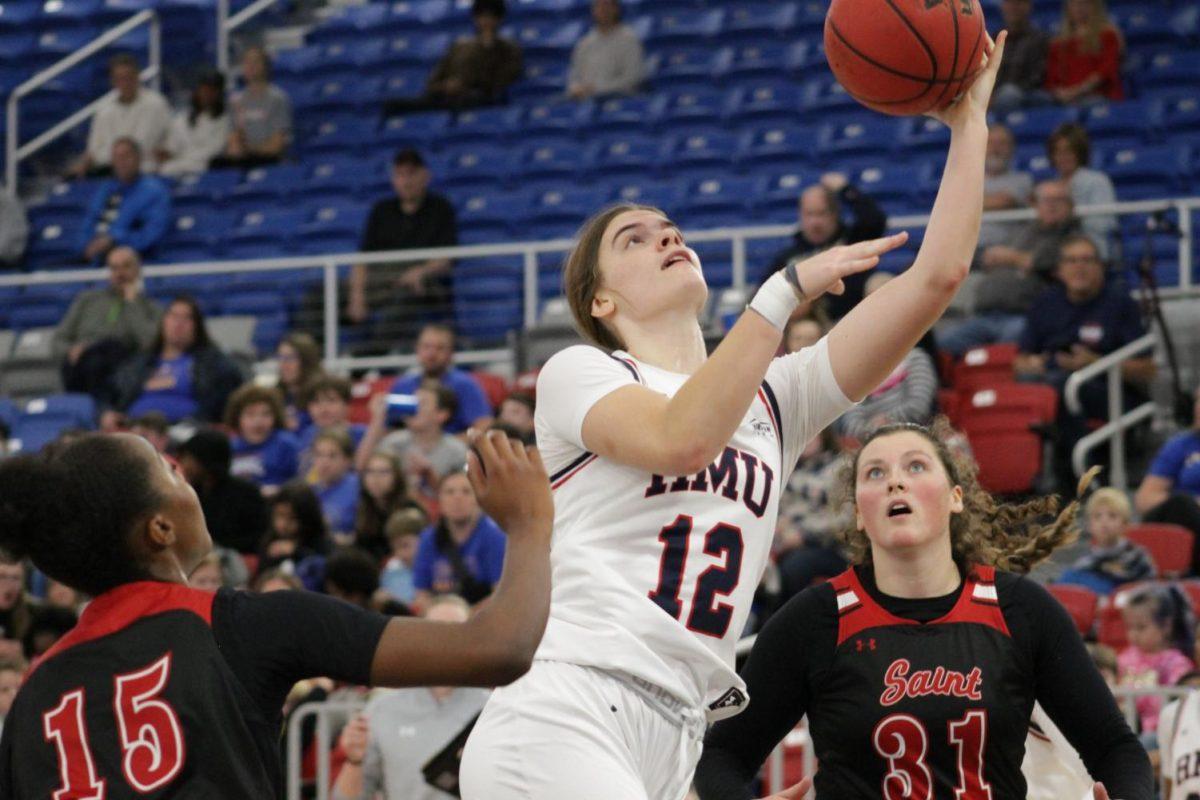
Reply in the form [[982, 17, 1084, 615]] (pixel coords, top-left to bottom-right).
[[1045, 0, 1124, 103]]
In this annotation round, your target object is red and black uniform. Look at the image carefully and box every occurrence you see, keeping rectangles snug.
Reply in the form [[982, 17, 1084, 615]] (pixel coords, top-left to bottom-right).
[[694, 564, 1153, 800], [0, 581, 388, 799]]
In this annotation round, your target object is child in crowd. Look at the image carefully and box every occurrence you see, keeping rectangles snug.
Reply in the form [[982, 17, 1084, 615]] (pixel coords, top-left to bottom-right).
[[1119, 583, 1195, 734], [226, 384, 300, 494], [0, 655, 26, 738], [1058, 488, 1156, 594], [251, 568, 304, 593], [354, 451, 421, 560], [497, 392, 535, 440], [298, 376, 366, 469], [128, 411, 171, 453], [310, 429, 361, 543], [259, 481, 330, 575], [380, 508, 428, 606], [188, 551, 224, 591]]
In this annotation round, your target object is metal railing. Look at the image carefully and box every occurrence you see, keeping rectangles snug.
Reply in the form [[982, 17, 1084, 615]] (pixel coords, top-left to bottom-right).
[[5, 11, 162, 197], [216, 0, 287, 73], [1065, 331, 1159, 490]]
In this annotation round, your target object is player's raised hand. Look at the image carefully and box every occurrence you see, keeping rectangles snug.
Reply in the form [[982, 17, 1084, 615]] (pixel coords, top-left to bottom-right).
[[931, 29, 1008, 129], [789, 232, 909, 298], [467, 429, 553, 542], [757, 775, 812, 800]]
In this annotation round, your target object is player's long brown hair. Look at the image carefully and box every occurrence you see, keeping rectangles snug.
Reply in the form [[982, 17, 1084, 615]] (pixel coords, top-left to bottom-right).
[[836, 418, 1097, 575]]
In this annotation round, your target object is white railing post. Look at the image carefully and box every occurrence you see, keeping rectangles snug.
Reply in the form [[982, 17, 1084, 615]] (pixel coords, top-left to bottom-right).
[[322, 260, 339, 363], [216, 0, 230, 73], [523, 248, 539, 328], [149, 13, 162, 93], [5, 91, 18, 197], [1107, 364, 1125, 488], [1179, 200, 1194, 292], [731, 233, 747, 291]]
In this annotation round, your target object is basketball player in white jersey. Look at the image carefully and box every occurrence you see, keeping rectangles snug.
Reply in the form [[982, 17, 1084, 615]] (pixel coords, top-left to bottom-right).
[[461, 33, 1007, 800], [1157, 678, 1200, 800]]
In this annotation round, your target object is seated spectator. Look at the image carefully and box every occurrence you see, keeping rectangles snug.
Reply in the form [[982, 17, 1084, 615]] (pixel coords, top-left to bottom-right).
[[220, 45, 292, 168], [979, 124, 1034, 249], [941, 179, 1079, 356], [260, 480, 330, 574], [990, 0, 1050, 112], [157, 70, 231, 178], [1015, 234, 1155, 492], [310, 429, 361, 542], [128, 411, 170, 453], [225, 384, 301, 493], [0, 654, 26, 738], [1135, 386, 1200, 572], [324, 547, 385, 611], [764, 171, 887, 320], [1118, 584, 1194, 735], [70, 53, 171, 178], [412, 471, 506, 608], [105, 296, 244, 427], [1045, 0, 1124, 104], [0, 189, 28, 267], [497, 391, 535, 440], [55, 246, 162, 398], [567, 0, 646, 99], [24, 605, 77, 660], [78, 137, 172, 263], [359, 384, 469, 504], [379, 508, 428, 605], [384, 0, 522, 114], [298, 375, 367, 466], [1048, 123, 1118, 247], [331, 596, 489, 800], [252, 568, 303, 593], [355, 451, 422, 560], [387, 324, 493, 434], [344, 150, 458, 348], [784, 306, 831, 354], [1057, 487, 1155, 594], [0, 553, 32, 660], [188, 551, 225, 592], [275, 332, 324, 431], [176, 428, 270, 554]]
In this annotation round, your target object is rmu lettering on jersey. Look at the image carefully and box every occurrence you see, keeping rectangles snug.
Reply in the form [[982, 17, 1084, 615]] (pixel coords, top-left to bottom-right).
[[643, 446, 774, 518], [879, 658, 984, 707]]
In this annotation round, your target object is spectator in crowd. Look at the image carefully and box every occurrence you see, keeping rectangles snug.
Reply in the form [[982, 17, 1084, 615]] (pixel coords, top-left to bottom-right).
[[567, 0, 646, 99], [1015, 234, 1154, 491], [71, 53, 171, 178], [43, 579, 84, 615], [345, 150, 458, 347], [380, 508, 427, 606], [157, 71, 231, 178], [311, 428, 361, 543], [298, 375, 367, 464], [221, 45, 293, 167], [188, 551, 225, 591], [1135, 386, 1200, 571], [275, 332, 324, 431], [0, 655, 26, 739], [783, 306, 831, 355], [764, 171, 887, 320], [941, 179, 1080, 356], [359, 384, 469, 499], [176, 428, 270, 554], [0, 554, 31, 660], [78, 138, 172, 263], [412, 471, 506, 608], [0, 190, 28, 268], [355, 451, 422, 560], [128, 411, 171, 453], [1057, 487, 1155, 594], [1045, 0, 1124, 104], [990, 0, 1050, 112], [497, 392, 535, 441], [324, 547, 384, 610], [260, 480, 330, 574], [225, 384, 301, 493], [385, 0, 523, 114], [332, 595, 490, 800], [1118, 584, 1194, 735], [979, 124, 1034, 249], [252, 568, 303, 593], [105, 296, 244, 427], [1048, 123, 1118, 249], [834, 273, 938, 439], [55, 246, 162, 398], [23, 605, 77, 660], [389, 324, 493, 434]]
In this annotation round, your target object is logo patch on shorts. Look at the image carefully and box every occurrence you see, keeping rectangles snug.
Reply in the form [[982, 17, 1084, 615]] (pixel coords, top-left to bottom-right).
[[708, 687, 747, 711]]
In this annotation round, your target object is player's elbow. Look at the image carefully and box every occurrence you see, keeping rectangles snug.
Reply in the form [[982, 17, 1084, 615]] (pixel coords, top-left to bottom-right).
[[921, 256, 970, 294], [666, 439, 722, 477], [481, 643, 535, 685]]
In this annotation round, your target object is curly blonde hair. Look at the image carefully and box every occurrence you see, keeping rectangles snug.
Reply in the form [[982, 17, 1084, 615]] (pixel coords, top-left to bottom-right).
[[835, 418, 1096, 575]]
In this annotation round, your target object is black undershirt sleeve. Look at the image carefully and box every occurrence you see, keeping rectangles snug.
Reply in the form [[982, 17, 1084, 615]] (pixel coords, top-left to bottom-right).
[[694, 585, 837, 800], [212, 588, 390, 724], [1000, 574, 1154, 800]]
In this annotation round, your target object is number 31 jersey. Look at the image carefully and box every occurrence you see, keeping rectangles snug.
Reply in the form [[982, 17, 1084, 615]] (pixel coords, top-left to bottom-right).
[[533, 339, 853, 719]]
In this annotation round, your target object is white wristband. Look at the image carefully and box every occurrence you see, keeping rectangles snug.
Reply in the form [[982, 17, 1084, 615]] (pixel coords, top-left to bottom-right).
[[748, 266, 805, 330]]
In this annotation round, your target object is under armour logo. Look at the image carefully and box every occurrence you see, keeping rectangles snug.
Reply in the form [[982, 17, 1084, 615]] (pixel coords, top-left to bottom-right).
[[856, 638, 877, 652]]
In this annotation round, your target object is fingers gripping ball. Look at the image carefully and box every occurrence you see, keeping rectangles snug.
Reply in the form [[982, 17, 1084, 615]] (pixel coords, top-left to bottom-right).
[[824, 0, 987, 116]]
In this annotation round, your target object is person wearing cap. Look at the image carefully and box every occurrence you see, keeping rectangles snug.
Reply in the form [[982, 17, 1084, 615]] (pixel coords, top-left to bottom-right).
[[345, 149, 459, 348], [176, 428, 270, 554], [157, 71, 231, 178]]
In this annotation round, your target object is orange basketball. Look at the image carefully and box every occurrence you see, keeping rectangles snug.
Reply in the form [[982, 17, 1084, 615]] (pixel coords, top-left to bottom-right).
[[824, 0, 988, 116]]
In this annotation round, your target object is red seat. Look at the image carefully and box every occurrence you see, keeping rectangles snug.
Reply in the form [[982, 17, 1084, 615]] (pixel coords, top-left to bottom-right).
[[348, 375, 396, 425], [959, 383, 1058, 427], [472, 371, 511, 412], [1096, 603, 1128, 650], [1180, 579, 1200, 614], [1047, 584, 1099, 635], [959, 421, 1043, 495], [953, 343, 1018, 393], [1125, 523, 1195, 578]]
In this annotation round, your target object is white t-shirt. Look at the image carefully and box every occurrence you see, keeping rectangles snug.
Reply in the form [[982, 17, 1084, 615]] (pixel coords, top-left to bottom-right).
[[1022, 703, 1092, 800], [1160, 691, 1200, 799], [533, 337, 853, 720], [86, 88, 173, 168], [159, 110, 231, 178]]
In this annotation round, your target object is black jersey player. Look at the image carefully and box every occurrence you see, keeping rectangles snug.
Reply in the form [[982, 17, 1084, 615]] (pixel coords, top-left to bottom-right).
[[694, 420, 1153, 800], [0, 429, 552, 799]]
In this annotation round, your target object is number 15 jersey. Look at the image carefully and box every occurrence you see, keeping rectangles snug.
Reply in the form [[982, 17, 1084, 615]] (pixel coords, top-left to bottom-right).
[[533, 338, 853, 719]]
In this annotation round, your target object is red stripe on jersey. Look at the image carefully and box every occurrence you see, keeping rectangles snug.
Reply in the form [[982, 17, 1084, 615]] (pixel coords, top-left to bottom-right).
[[31, 581, 215, 676], [756, 388, 781, 444], [551, 453, 598, 489], [831, 565, 1010, 646], [617, 357, 645, 384]]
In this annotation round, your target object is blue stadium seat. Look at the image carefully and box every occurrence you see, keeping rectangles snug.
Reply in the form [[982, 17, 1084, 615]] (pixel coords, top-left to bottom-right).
[[657, 87, 726, 125], [1143, 51, 1200, 89], [758, 171, 815, 218], [0, 399, 17, 431], [172, 169, 241, 203], [736, 124, 816, 169], [304, 156, 380, 195], [818, 119, 900, 158], [731, 80, 804, 124], [592, 94, 660, 133], [1104, 145, 1192, 199], [509, 0, 583, 19], [252, 314, 289, 355], [1117, 8, 1178, 49], [9, 302, 67, 330], [722, 2, 799, 39], [0, 32, 36, 61], [0, 1, 40, 28], [24, 212, 77, 268], [518, 100, 588, 135], [307, 3, 390, 44], [303, 113, 376, 156], [856, 163, 935, 210], [800, 76, 859, 116], [653, 46, 730, 88], [683, 175, 759, 215], [220, 291, 288, 318], [458, 191, 531, 242], [430, 145, 513, 189], [378, 67, 429, 101], [231, 164, 308, 202], [156, 243, 218, 264], [1160, 96, 1200, 135], [229, 208, 310, 251], [649, 8, 724, 46], [508, 19, 584, 56], [36, 26, 99, 55], [513, 58, 569, 101], [608, 179, 688, 210], [23, 393, 96, 428], [39, 0, 105, 25], [1081, 100, 1157, 147], [443, 107, 515, 144], [667, 128, 739, 170], [294, 75, 384, 115], [1002, 106, 1078, 142], [32, 179, 101, 215], [389, 0, 452, 27], [520, 138, 582, 180], [379, 32, 452, 68], [529, 187, 594, 230], [378, 112, 452, 149], [721, 42, 791, 82], [169, 208, 238, 251], [313, 41, 365, 73], [12, 414, 73, 453], [272, 44, 322, 76], [297, 202, 366, 253], [589, 133, 663, 178]]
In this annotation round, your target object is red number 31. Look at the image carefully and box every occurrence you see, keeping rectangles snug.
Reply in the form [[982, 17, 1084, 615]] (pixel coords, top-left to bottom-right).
[[42, 654, 185, 799], [873, 710, 992, 800]]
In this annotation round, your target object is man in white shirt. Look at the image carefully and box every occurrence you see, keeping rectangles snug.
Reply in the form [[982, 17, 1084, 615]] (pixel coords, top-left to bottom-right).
[[567, 0, 646, 100], [72, 54, 171, 177]]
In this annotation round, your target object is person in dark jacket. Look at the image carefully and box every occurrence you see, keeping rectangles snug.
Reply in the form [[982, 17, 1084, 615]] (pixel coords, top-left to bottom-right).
[[763, 171, 888, 320], [176, 428, 270, 555], [102, 296, 244, 428]]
